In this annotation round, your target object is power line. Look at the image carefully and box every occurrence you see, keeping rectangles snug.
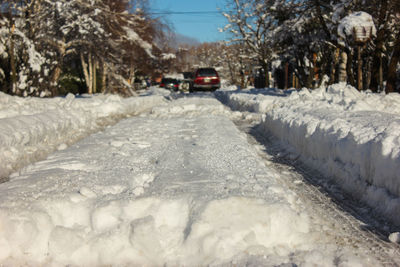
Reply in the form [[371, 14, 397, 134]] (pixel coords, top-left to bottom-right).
[[149, 10, 223, 15]]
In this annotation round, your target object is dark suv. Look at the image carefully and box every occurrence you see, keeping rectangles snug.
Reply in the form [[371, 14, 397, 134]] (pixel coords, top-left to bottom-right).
[[190, 68, 220, 92]]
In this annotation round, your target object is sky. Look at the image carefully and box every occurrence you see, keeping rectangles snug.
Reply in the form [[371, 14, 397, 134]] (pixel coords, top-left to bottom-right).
[[149, 0, 228, 43]]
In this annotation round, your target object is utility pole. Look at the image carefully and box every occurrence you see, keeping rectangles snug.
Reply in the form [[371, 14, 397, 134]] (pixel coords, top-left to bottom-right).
[[353, 26, 373, 90]]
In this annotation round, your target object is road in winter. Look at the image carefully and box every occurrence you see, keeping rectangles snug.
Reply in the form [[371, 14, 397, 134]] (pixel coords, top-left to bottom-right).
[[1, 93, 400, 266]]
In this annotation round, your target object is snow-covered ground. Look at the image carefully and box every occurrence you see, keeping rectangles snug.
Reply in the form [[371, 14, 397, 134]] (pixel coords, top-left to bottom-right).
[[0, 91, 167, 181], [0, 85, 399, 266]]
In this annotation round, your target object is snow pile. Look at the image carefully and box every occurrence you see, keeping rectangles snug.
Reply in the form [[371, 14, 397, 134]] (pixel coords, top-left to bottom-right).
[[0, 194, 320, 266], [0, 95, 380, 265], [182, 197, 314, 265], [218, 83, 400, 224], [217, 87, 292, 113], [0, 91, 167, 180]]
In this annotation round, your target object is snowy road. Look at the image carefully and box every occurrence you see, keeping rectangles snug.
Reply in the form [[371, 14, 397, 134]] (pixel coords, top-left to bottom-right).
[[1, 94, 399, 266]]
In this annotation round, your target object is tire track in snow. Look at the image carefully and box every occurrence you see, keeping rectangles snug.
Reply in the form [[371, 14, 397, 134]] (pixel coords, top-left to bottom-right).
[[233, 116, 400, 266]]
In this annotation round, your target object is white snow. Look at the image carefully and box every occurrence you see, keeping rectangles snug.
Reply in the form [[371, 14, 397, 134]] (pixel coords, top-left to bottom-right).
[[338, 11, 377, 41], [0, 91, 167, 180], [0, 84, 399, 265], [389, 232, 400, 243], [161, 53, 177, 60], [217, 83, 400, 225], [123, 26, 153, 57]]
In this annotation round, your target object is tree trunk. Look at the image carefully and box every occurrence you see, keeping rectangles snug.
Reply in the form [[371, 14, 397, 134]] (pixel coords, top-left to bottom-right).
[[365, 57, 372, 90], [370, 39, 385, 92], [127, 64, 135, 86], [295, 56, 308, 87], [369, 0, 388, 92], [330, 48, 340, 84], [92, 59, 97, 94], [260, 61, 269, 88], [50, 66, 62, 96], [313, 52, 319, 87], [51, 67, 62, 85], [284, 62, 289, 89], [101, 61, 107, 93], [9, 23, 17, 95], [240, 69, 245, 89], [88, 54, 93, 94], [357, 45, 363, 90], [264, 67, 270, 88], [386, 32, 400, 93], [307, 66, 314, 88], [339, 50, 347, 82], [379, 56, 383, 90], [227, 59, 235, 85], [80, 52, 92, 94], [346, 50, 355, 86]]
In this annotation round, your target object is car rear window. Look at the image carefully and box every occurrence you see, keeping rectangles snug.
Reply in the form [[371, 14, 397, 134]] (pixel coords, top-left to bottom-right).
[[197, 68, 217, 77]]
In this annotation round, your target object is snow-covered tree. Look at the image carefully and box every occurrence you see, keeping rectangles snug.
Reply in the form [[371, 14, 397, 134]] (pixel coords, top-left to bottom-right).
[[35, 0, 154, 95], [0, 3, 46, 96], [0, 0, 158, 96], [222, 0, 400, 93], [222, 0, 281, 87]]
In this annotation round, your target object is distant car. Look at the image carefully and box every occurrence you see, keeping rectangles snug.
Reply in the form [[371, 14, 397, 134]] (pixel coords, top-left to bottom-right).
[[190, 68, 220, 92], [160, 78, 180, 91]]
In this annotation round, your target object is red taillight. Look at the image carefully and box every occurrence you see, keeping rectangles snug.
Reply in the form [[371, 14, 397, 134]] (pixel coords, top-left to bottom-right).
[[174, 84, 179, 88], [195, 77, 220, 85], [160, 83, 165, 87], [211, 78, 220, 84]]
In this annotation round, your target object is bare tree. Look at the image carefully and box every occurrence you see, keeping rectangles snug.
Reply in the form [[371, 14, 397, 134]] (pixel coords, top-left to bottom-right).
[[222, 0, 279, 87]]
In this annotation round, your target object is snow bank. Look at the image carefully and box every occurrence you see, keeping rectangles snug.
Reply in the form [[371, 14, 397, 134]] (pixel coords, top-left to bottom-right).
[[0, 91, 167, 180], [0, 90, 388, 265], [218, 84, 400, 224], [216, 87, 292, 113], [0, 194, 318, 266]]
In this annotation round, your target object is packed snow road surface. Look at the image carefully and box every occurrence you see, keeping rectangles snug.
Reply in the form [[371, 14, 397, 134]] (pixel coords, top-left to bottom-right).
[[0, 94, 398, 266]]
